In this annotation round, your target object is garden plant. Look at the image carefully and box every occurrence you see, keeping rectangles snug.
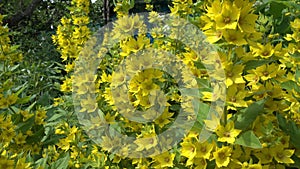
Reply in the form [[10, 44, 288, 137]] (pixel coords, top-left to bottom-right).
[[0, 0, 300, 168]]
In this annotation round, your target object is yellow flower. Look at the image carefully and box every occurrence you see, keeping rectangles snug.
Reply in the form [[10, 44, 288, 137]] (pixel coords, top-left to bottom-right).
[[223, 29, 247, 46], [216, 121, 242, 144], [251, 42, 275, 58], [202, 83, 225, 102], [237, 2, 258, 33], [153, 151, 175, 168], [14, 133, 27, 145], [148, 11, 160, 23], [72, 16, 89, 25], [253, 63, 278, 81], [241, 162, 262, 169], [213, 146, 232, 168], [6, 94, 18, 106], [227, 84, 248, 109], [204, 113, 221, 132], [0, 157, 14, 169], [35, 109, 47, 125], [15, 157, 31, 169], [53, 98, 64, 107], [244, 70, 260, 89], [215, 1, 240, 30], [79, 95, 98, 113], [254, 148, 273, 164], [154, 108, 174, 128], [225, 62, 245, 87], [205, 0, 222, 19], [99, 71, 112, 83], [203, 29, 223, 44], [135, 134, 158, 151], [181, 142, 197, 165], [120, 35, 150, 57], [60, 77, 73, 92], [194, 158, 207, 169], [113, 15, 144, 39], [195, 141, 214, 159], [270, 145, 294, 164]]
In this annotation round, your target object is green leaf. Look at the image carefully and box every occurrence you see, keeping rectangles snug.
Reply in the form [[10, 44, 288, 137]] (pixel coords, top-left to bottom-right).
[[14, 82, 28, 96], [235, 99, 266, 130], [26, 126, 45, 144], [197, 102, 210, 124], [50, 153, 70, 169], [196, 78, 211, 89], [281, 80, 300, 91], [277, 113, 300, 149], [192, 102, 210, 132], [180, 88, 201, 99], [244, 60, 272, 71], [35, 155, 49, 169], [17, 117, 35, 133], [47, 113, 64, 122], [296, 66, 300, 83], [25, 101, 36, 112], [37, 92, 51, 106], [16, 96, 31, 104], [235, 131, 262, 149], [290, 155, 300, 168], [269, 1, 286, 19]]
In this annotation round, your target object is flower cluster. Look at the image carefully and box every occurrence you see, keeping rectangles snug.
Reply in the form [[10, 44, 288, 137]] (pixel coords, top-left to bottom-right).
[[1, 0, 300, 168], [52, 0, 91, 93], [59, 0, 300, 168]]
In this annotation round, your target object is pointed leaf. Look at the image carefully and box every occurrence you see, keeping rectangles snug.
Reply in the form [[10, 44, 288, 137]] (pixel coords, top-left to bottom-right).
[[235, 131, 262, 149], [235, 99, 265, 130]]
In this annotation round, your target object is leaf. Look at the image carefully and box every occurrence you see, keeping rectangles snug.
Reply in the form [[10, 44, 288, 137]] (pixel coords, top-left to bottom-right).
[[235, 131, 262, 149], [25, 101, 36, 112], [277, 113, 300, 149], [281, 80, 300, 92], [197, 102, 210, 124], [50, 153, 70, 169], [26, 126, 45, 144], [16, 96, 31, 104], [196, 78, 211, 89], [180, 88, 201, 99], [35, 155, 49, 169], [269, 1, 286, 19], [244, 60, 273, 71], [192, 102, 210, 132], [37, 92, 51, 106], [47, 113, 63, 122], [296, 66, 300, 83], [290, 155, 300, 168], [14, 82, 28, 96], [235, 99, 266, 130], [17, 117, 35, 133]]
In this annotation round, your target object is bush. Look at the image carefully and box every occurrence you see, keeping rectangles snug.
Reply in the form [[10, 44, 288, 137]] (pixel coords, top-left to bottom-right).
[[0, 0, 300, 168]]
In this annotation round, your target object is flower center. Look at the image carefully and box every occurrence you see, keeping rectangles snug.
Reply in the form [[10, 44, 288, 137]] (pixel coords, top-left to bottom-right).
[[227, 72, 233, 77], [219, 152, 226, 159], [224, 132, 231, 137], [230, 97, 236, 102], [224, 17, 231, 24], [263, 71, 269, 76], [277, 153, 284, 159], [262, 51, 270, 56]]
